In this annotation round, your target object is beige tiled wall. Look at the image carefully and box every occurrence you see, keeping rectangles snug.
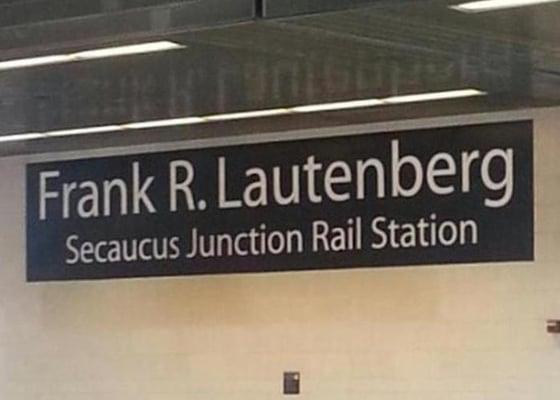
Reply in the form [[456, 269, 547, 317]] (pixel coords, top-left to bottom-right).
[[1, 110, 559, 399]]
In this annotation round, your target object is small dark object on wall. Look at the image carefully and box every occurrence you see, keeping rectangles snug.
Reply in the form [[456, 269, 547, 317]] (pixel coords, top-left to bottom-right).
[[284, 372, 300, 395], [547, 320, 560, 334]]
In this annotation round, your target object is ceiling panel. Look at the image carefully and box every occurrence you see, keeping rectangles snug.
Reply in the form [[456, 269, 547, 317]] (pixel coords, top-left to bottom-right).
[[0, 0, 256, 58], [1, 0, 560, 155]]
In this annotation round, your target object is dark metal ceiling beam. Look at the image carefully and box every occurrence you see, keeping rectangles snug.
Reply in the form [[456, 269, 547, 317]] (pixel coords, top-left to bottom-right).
[[261, 0, 438, 19]]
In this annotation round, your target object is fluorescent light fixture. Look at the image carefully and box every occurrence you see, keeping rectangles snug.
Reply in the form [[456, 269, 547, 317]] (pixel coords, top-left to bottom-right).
[[0, 55, 74, 71], [0, 41, 185, 72], [0, 133, 45, 143], [73, 41, 185, 60], [291, 99, 385, 113], [0, 88, 486, 143], [121, 117, 205, 130], [450, 0, 560, 12], [46, 125, 126, 137], [203, 108, 293, 121], [382, 89, 485, 104]]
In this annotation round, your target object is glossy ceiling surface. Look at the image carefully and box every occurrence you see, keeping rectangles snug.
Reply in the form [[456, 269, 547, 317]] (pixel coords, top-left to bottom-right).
[[0, 0, 559, 154]]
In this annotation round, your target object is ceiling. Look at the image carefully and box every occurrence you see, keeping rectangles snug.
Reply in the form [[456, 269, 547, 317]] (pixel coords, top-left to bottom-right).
[[1, 0, 560, 155]]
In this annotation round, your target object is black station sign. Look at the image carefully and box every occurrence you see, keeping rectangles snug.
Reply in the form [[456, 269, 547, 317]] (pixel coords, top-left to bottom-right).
[[26, 121, 534, 281]]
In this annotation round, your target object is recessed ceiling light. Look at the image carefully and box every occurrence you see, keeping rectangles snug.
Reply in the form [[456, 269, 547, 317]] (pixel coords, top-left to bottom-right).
[[0, 133, 45, 143], [0, 55, 75, 71], [72, 41, 184, 60], [450, 0, 560, 13], [203, 108, 293, 121], [45, 125, 126, 137], [382, 89, 486, 104], [291, 99, 385, 113], [120, 117, 206, 130], [0, 89, 486, 143], [0, 41, 185, 72]]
